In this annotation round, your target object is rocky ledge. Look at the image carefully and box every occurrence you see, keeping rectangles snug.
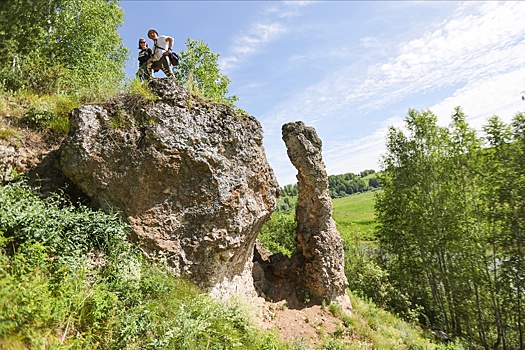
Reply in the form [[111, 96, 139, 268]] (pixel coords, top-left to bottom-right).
[[60, 78, 279, 297]]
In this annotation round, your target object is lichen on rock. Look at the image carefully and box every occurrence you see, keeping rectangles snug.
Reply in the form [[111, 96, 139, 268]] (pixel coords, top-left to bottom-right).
[[60, 78, 279, 297], [254, 121, 351, 312]]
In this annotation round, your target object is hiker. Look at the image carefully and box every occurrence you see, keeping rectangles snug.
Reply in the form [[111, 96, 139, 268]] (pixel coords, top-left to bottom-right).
[[146, 28, 174, 78], [137, 38, 152, 81]]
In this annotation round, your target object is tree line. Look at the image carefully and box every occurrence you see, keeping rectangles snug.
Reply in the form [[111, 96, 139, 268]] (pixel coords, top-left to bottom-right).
[[280, 169, 379, 199], [375, 107, 525, 349]]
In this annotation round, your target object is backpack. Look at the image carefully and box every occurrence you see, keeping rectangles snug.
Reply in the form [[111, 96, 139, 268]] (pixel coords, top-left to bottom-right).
[[154, 44, 179, 66], [169, 52, 180, 66]]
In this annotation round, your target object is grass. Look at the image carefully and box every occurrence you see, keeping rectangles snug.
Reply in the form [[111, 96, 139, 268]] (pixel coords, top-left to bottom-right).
[[343, 293, 463, 349], [1, 83, 454, 348], [0, 127, 15, 140], [277, 191, 379, 241], [0, 180, 291, 349], [332, 191, 379, 241], [0, 77, 158, 140], [313, 293, 461, 349], [0, 179, 452, 349]]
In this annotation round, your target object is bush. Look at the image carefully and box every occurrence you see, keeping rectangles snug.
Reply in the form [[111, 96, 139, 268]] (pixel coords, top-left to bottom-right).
[[0, 68, 23, 92], [0, 180, 290, 349], [259, 212, 297, 257], [343, 239, 422, 324], [21, 106, 56, 130]]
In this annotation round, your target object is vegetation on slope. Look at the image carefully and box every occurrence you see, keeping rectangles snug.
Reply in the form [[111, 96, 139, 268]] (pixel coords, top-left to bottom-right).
[[271, 107, 525, 349], [0, 180, 288, 349], [1, 178, 455, 349], [2, 2, 513, 348], [260, 192, 459, 349]]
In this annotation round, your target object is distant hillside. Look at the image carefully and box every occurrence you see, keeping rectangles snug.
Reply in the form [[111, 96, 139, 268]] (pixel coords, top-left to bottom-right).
[[280, 170, 380, 199]]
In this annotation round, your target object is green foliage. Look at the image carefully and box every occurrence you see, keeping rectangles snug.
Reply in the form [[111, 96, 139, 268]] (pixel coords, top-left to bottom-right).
[[375, 107, 525, 349], [126, 76, 158, 102], [174, 39, 238, 107], [347, 292, 459, 350], [10, 92, 80, 135], [0, 0, 129, 96], [21, 106, 56, 130], [259, 211, 297, 257], [0, 180, 291, 349], [280, 171, 379, 200], [315, 295, 449, 349], [0, 128, 14, 140], [328, 171, 379, 198], [276, 196, 296, 214], [280, 184, 298, 197], [0, 181, 128, 260], [332, 191, 421, 323]]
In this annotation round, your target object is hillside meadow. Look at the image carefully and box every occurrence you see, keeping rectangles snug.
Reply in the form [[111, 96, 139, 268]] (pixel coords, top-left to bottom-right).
[[332, 191, 378, 242]]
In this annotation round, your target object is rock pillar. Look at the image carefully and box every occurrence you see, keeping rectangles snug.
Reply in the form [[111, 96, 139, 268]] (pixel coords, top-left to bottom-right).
[[282, 121, 351, 310]]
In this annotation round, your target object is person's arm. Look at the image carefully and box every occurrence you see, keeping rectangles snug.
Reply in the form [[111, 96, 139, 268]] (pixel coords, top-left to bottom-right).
[[163, 37, 174, 55]]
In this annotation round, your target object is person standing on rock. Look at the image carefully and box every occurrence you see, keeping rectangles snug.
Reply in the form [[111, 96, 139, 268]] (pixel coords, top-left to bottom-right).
[[137, 38, 152, 81], [146, 28, 175, 78]]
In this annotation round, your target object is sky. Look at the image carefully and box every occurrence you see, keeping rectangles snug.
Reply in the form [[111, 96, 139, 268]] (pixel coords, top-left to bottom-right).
[[118, 1, 525, 186]]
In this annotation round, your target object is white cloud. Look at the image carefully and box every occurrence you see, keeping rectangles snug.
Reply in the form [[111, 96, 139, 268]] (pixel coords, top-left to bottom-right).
[[360, 36, 380, 49], [264, 1, 525, 124], [262, 1, 525, 185], [232, 22, 285, 56], [220, 1, 313, 73], [358, 1, 525, 110], [320, 67, 525, 181], [429, 68, 525, 128], [268, 1, 312, 18], [220, 21, 286, 72]]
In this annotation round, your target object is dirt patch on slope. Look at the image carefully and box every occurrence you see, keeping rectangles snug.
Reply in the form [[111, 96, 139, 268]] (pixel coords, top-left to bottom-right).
[[258, 300, 370, 348]]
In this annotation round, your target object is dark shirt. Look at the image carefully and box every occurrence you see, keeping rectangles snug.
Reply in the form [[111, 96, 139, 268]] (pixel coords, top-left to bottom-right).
[[138, 48, 152, 65]]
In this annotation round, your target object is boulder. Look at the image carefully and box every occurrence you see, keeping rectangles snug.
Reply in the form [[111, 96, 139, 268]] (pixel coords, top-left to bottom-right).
[[60, 78, 279, 297]]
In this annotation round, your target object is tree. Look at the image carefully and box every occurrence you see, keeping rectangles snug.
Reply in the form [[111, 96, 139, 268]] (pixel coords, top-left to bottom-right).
[[376, 109, 453, 328], [0, 0, 129, 95], [281, 184, 298, 197], [173, 39, 238, 106], [258, 212, 296, 257], [375, 107, 525, 348], [483, 114, 525, 349]]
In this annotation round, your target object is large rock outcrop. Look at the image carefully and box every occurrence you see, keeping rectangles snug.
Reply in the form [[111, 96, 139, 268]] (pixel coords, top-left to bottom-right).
[[60, 79, 279, 297], [254, 121, 350, 310]]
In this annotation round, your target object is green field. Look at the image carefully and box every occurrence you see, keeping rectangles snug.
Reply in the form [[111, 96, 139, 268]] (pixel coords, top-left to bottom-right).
[[278, 190, 380, 241], [332, 190, 379, 241]]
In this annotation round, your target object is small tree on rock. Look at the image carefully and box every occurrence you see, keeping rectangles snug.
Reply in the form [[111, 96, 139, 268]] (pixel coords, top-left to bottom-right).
[[174, 39, 238, 107]]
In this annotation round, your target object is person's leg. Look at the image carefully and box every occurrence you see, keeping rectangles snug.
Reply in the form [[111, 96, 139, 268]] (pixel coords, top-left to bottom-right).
[[151, 60, 162, 76], [144, 66, 152, 80], [159, 56, 174, 78], [138, 62, 151, 81]]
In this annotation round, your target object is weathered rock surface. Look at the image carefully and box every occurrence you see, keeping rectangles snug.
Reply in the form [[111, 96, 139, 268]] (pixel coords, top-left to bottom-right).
[[60, 78, 279, 297], [255, 121, 351, 310], [0, 126, 58, 183]]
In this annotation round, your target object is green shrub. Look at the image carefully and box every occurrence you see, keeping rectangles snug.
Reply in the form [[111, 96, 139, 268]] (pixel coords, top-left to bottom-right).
[[0, 128, 14, 140], [259, 211, 297, 257], [21, 106, 56, 130], [0, 68, 23, 92], [0, 180, 290, 349]]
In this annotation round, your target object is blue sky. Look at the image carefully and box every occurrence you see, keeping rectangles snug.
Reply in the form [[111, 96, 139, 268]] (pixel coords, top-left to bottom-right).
[[119, 1, 525, 186]]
